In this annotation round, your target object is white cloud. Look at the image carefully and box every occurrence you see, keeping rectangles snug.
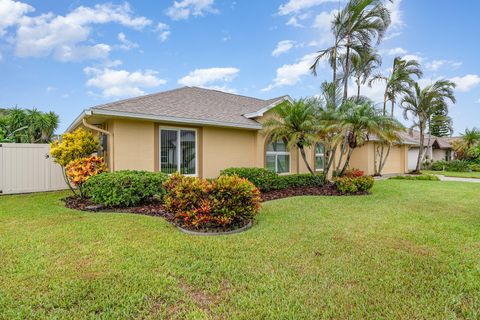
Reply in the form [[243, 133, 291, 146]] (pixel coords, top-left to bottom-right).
[[155, 23, 171, 42], [166, 0, 218, 20], [450, 74, 480, 92], [0, 0, 34, 36], [382, 47, 408, 56], [286, 16, 304, 28], [384, 0, 404, 40], [84, 67, 166, 98], [262, 52, 319, 91], [117, 32, 138, 50], [311, 10, 337, 46], [402, 54, 424, 63], [14, 3, 151, 62], [272, 40, 296, 57], [426, 59, 462, 72], [178, 67, 239, 91], [278, 0, 340, 16], [46, 86, 57, 94]]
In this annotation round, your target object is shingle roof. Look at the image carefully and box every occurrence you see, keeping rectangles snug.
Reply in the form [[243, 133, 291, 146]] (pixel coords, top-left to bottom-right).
[[90, 86, 288, 128]]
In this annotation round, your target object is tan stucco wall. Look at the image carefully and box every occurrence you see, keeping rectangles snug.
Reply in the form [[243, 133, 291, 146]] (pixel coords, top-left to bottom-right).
[[349, 143, 375, 175], [111, 119, 155, 171], [381, 144, 407, 174], [202, 127, 257, 178]]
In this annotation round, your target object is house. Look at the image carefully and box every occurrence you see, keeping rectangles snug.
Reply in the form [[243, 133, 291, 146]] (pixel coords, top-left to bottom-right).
[[405, 130, 455, 171], [67, 86, 415, 178]]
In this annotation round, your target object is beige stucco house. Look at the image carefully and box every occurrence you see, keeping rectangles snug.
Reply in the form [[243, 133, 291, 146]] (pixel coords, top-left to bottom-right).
[[67, 87, 416, 178]]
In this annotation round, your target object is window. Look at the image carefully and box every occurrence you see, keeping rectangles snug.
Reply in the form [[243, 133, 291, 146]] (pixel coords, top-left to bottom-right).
[[266, 138, 290, 174], [160, 128, 196, 175], [315, 143, 325, 171]]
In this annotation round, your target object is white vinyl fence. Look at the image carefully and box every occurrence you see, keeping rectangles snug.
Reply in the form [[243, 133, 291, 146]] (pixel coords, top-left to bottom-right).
[[0, 143, 67, 195]]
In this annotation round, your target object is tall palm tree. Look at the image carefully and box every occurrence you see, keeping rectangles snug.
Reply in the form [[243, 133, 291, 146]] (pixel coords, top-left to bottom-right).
[[311, 0, 390, 98], [262, 99, 321, 175], [401, 80, 456, 173], [351, 49, 381, 98], [336, 0, 391, 99], [370, 57, 423, 116], [338, 99, 402, 175]]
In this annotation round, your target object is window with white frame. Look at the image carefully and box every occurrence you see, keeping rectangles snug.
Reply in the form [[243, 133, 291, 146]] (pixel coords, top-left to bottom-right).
[[315, 143, 325, 171], [266, 138, 290, 174], [160, 128, 196, 175]]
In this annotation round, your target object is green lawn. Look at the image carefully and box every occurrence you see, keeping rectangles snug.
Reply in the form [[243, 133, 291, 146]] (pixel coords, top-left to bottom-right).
[[1, 181, 480, 319], [423, 170, 480, 179]]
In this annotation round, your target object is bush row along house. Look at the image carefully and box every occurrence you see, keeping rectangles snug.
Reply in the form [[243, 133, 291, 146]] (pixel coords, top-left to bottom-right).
[[67, 87, 455, 177]]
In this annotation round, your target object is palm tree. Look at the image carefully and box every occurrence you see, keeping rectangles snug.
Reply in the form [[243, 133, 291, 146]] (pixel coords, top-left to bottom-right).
[[311, 0, 390, 98], [401, 80, 456, 173], [351, 49, 381, 98], [262, 99, 321, 175], [460, 127, 480, 148], [336, 0, 391, 99], [338, 99, 403, 175], [370, 57, 423, 116]]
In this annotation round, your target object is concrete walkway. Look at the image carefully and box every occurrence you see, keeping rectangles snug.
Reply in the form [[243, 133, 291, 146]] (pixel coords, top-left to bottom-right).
[[434, 174, 480, 183]]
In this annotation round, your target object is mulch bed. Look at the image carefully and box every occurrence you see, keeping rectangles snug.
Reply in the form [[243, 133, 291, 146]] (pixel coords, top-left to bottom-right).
[[260, 184, 368, 202]]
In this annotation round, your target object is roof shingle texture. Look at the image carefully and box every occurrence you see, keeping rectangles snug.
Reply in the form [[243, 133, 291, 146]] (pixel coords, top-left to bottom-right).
[[92, 86, 285, 127]]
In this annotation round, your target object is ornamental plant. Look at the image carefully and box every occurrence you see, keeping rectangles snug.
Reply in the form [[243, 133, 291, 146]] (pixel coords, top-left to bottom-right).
[[163, 172, 261, 230], [333, 175, 374, 194], [50, 128, 100, 167], [65, 156, 107, 197]]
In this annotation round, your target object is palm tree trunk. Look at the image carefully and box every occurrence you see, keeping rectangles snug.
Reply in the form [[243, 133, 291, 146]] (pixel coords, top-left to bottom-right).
[[332, 47, 337, 84], [415, 122, 425, 173], [391, 99, 395, 117], [356, 77, 361, 99], [343, 43, 351, 100], [383, 93, 388, 115], [340, 147, 355, 176], [379, 144, 392, 174], [299, 146, 315, 175], [323, 144, 337, 180], [336, 136, 348, 171]]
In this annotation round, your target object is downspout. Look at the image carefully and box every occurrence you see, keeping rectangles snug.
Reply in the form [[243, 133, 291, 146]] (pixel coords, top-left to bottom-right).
[[82, 118, 114, 171]]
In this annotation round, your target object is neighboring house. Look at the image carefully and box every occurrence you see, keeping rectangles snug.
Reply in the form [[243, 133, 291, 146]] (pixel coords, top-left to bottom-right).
[[405, 129, 455, 171], [67, 87, 414, 178]]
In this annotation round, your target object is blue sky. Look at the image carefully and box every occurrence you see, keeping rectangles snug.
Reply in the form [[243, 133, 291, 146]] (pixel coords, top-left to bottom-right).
[[0, 0, 479, 133]]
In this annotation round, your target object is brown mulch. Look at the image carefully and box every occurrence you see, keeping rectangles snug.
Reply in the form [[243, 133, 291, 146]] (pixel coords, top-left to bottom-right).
[[260, 184, 368, 202]]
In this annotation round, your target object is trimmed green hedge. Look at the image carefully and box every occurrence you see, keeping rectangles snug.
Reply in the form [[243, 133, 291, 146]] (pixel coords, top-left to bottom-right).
[[84, 170, 168, 207], [389, 174, 440, 181], [220, 167, 323, 191], [431, 160, 471, 172]]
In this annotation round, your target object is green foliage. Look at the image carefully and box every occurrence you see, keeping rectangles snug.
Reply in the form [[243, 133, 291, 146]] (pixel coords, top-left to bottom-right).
[[390, 175, 440, 181], [0, 107, 59, 143], [50, 128, 100, 167], [429, 108, 452, 137], [84, 170, 167, 207], [163, 173, 261, 229], [431, 160, 471, 172], [333, 175, 374, 193], [470, 163, 480, 172], [220, 167, 278, 191], [272, 174, 324, 190]]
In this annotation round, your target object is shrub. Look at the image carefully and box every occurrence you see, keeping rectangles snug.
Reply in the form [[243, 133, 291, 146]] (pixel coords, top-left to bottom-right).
[[84, 170, 167, 207], [343, 168, 364, 178], [431, 160, 471, 172], [50, 128, 100, 167], [333, 177, 358, 193], [163, 173, 261, 229], [65, 156, 107, 197], [220, 167, 277, 191], [470, 163, 480, 172], [355, 175, 375, 191], [333, 175, 374, 194], [271, 173, 324, 190], [389, 174, 440, 181]]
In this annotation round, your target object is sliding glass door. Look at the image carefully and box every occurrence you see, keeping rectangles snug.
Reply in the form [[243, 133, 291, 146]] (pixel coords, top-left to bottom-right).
[[160, 128, 197, 175]]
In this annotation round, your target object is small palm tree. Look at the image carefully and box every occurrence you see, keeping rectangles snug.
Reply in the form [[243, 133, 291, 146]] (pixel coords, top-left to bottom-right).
[[401, 80, 456, 173], [460, 127, 480, 149], [338, 99, 403, 175], [262, 99, 321, 175]]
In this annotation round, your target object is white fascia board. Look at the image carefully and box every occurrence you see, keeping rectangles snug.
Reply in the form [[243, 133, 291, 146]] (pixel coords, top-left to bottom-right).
[[243, 95, 294, 119]]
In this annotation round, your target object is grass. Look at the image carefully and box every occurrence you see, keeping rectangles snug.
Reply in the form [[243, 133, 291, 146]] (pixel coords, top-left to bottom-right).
[[1, 181, 480, 319], [423, 170, 480, 179]]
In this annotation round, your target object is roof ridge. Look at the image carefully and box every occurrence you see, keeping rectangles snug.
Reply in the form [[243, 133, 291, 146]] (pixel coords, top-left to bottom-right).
[[189, 86, 278, 102], [91, 87, 190, 109]]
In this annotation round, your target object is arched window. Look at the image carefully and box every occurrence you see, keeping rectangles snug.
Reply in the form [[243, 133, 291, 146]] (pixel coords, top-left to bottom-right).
[[266, 138, 290, 174], [315, 143, 325, 172]]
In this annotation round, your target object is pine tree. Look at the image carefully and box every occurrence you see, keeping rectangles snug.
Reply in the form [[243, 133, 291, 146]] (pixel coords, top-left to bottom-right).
[[429, 108, 453, 137]]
